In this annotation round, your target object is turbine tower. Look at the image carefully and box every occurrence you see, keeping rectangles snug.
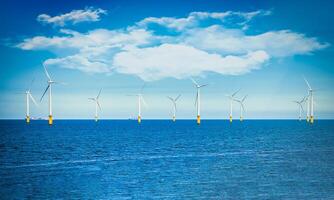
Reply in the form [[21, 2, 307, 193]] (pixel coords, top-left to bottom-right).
[[128, 84, 147, 124], [167, 94, 181, 122], [89, 88, 102, 122], [25, 79, 38, 123], [191, 78, 208, 125], [227, 89, 240, 123], [40, 65, 63, 125], [234, 95, 247, 122], [304, 77, 314, 124], [293, 96, 306, 121]]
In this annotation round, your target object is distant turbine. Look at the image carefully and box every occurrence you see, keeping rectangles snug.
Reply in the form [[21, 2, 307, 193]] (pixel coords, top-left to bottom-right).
[[89, 88, 102, 122], [303, 77, 315, 124], [167, 94, 181, 122], [226, 89, 240, 123], [191, 78, 208, 125], [234, 95, 247, 122], [128, 84, 147, 124], [293, 96, 306, 121], [25, 78, 38, 123], [40, 65, 64, 125]]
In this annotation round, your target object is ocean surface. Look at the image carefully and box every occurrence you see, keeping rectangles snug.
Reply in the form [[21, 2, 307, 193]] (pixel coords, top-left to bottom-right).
[[0, 120, 334, 199]]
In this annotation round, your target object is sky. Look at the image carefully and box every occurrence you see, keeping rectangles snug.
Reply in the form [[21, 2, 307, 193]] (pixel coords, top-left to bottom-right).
[[0, 0, 333, 119]]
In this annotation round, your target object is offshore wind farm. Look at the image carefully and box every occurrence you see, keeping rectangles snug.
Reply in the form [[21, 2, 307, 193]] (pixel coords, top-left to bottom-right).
[[1, 0, 334, 199]]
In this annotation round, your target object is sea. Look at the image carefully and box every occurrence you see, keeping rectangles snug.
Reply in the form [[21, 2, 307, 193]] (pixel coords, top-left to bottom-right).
[[0, 120, 334, 199]]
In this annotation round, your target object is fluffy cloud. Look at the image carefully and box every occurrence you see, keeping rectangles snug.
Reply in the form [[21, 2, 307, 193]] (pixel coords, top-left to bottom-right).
[[136, 10, 271, 31], [17, 10, 328, 81], [37, 7, 107, 26], [114, 44, 270, 80], [182, 25, 328, 57]]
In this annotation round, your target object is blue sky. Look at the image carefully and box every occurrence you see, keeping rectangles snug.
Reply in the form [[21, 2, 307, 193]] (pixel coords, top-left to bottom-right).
[[0, 0, 333, 119]]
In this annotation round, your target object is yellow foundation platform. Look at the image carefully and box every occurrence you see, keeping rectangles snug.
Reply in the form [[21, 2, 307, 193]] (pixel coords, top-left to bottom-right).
[[197, 115, 200, 125], [172, 116, 176, 122], [229, 115, 232, 123], [310, 116, 314, 124], [26, 116, 30, 123], [138, 116, 141, 124], [48, 115, 53, 125]]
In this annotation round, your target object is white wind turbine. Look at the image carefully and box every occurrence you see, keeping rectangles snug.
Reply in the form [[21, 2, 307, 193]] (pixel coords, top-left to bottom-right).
[[303, 77, 315, 124], [293, 96, 306, 121], [167, 94, 181, 122], [234, 95, 247, 122], [89, 88, 102, 122], [128, 84, 147, 124], [191, 78, 208, 125], [40, 64, 64, 125], [25, 78, 38, 123], [226, 89, 240, 123]]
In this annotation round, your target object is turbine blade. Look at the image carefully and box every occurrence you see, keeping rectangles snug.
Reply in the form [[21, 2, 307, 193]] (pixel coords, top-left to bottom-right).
[[54, 81, 67, 85], [194, 91, 198, 107], [97, 88, 102, 99], [242, 95, 248, 102], [29, 93, 38, 106], [300, 104, 304, 113], [232, 88, 241, 97], [88, 98, 96, 101], [43, 64, 51, 80], [303, 76, 312, 90], [140, 83, 146, 93], [40, 85, 50, 102], [241, 103, 245, 112], [97, 100, 102, 111], [142, 96, 148, 108], [190, 77, 199, 87], [199, 84, 208, 88], [28, 78, 35, 92], [175, 94, 181, 101], [167, 96, 174, 101]]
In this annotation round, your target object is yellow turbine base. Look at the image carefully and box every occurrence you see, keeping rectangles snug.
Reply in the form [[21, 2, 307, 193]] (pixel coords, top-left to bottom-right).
[[229, 116, 232, 123], [138, 116, 141, 124], [240, 117, 243, 122], [48, 115, 53, 125], [197, 115, 200, 125], [26, 116, 30, 123], [172, 116, 176, 122], [310, 116, 314, 124]]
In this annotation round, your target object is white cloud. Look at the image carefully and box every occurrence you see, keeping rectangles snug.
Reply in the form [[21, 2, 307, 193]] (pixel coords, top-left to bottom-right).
[[17, 10, 328, 81], [182, 25, 329, 57], [136, 10, 271, 31], [44, 54, 111, 73], [37, 7, 107, 26], [113, 44, 270, 81]]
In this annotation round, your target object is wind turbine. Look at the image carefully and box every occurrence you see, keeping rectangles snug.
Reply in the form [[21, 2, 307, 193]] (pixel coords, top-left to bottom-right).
[[40, 64, 63, 125], [89, 88, 102, 122], [128, 84, 147, 124], [226, 89, 240, 123], [191, 78, 208, 125], [234, 95, 247, 122], [293, 96, 306, 121], [167, 94, 181, 122], [25, 78, 38, 123], [303, 77, 315, 124]]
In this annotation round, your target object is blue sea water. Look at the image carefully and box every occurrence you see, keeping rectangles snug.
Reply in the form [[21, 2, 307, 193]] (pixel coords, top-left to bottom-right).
[[0, 120, 334, 199]]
